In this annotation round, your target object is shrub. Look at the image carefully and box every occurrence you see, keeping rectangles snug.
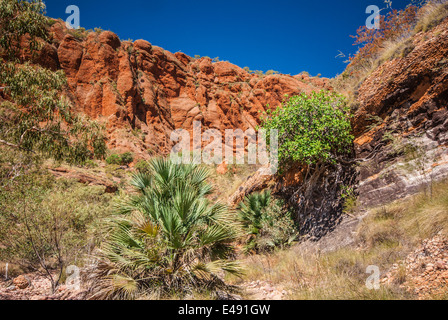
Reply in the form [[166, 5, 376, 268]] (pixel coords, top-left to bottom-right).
[[336, 1, 448, 98], [69, 27, 88, 41], [106, 152, 133, 166], [347, 6, 418, 77], [0, 163, 114, 292], [261, 90, 353, 169], [89, 158, 242, 299], [84, 159, 98, 168], [265, 70, 279, 76], [120, 152, 134, 165], [134, 159, 150, 173], [238, 190, 297, 253], [260, 91, 355, 238], [106, 154, 121, 165]]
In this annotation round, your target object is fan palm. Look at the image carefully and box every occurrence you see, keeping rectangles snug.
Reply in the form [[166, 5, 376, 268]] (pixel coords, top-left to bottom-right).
[[90, 158, 242, 299], [238, 190, 297, 253]]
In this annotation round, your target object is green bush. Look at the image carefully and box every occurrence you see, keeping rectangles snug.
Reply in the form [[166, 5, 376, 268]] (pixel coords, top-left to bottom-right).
[[134, 159, 150, 173], [120, 152, 134, 165], [0, 0, 48, 58], [0, 1, 106, 164], [83, 159, 98, 168], [261, 90, 353, 169], [238, 190, 297, 253], [106, 154, 121, 165], [0, 160, 114, 292], [89, 158, 242, 299], [106, 152, 134, 166]]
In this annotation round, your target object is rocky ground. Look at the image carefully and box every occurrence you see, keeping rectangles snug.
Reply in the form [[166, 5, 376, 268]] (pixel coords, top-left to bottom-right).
[[0, 272, 87, 300], [383, 233, 448, 299], [2, 218, 447, 300], [0, 273, 289, 301], [240, 280, 289, 300]]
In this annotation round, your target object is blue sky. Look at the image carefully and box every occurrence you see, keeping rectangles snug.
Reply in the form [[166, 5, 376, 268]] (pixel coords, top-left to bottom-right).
[[43, 0, 413, 78]]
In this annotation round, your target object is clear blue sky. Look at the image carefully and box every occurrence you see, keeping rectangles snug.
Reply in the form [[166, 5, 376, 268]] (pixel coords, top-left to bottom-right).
[[43, 0, 412, 78]]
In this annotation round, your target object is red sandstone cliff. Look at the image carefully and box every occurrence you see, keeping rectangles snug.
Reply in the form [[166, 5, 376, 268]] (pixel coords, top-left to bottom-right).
[[29, 21, 330, 159]]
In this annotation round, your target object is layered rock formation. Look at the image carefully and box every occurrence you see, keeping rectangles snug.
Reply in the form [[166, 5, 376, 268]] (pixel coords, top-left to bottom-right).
[[229, 17, 448, 237], [34, 21, 330, 160], [20, 17, 448, 227], [354, 17, 448, 206]]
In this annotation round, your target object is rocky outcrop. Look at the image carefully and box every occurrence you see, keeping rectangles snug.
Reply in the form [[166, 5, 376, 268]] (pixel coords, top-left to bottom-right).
[[354, 17, 448, 207], [34, 21, 330, 160], [383, 233, 448, 299], [48, 167, 118, 193], [228, 165, 276, 205]]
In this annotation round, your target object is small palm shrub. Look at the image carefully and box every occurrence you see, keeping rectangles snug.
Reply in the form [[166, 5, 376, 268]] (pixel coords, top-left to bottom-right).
[[238, 190, 297, 253], [90, 158, 242, 299], [134, 159, 151, 173]]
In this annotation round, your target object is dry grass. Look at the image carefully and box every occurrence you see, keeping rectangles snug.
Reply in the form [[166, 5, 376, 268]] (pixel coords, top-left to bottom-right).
[[227, 179, 448, 300], [333, 0, 448, 105], [207, 162, 261, 202], [415, 0, 448, 33]]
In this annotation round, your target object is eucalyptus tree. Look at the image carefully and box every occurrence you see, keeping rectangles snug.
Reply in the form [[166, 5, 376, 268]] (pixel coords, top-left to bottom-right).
[[0, 0, 106, 165]]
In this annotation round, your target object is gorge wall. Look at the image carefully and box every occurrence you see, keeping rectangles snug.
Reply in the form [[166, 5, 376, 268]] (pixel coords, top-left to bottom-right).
[[21, 17, 448, 214], [353, 17, 448, 207], [28, 20, 331, 160]]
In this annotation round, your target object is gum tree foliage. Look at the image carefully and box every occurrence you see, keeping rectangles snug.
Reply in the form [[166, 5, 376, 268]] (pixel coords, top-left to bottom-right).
[[0, 0, 106, 164], [0, 0, 106, 293], [260, 91, 356, 238], [0, 63, 106, 163], [0, 0, 49, 59]]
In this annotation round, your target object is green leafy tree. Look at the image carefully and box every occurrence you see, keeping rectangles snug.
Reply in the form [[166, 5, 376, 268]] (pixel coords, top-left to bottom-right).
[[0, 0, 107, 291], [0, 62, 106, 163], [261, 90, 353, 168], [0, 0, 106, 164], [90, 158, 242, 299], [260, 91, 355, 238], [0, 0, 49, 59]]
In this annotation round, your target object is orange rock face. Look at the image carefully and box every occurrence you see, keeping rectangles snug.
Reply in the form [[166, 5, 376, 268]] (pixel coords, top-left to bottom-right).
[[352, 17, 448, 207], [353, 17, 448, 147], [41, 21, 330, 159]]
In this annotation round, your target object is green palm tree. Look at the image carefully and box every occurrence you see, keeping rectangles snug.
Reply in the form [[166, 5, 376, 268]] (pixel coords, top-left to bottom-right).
[[90, 158, 242, 299], [238, 190, 297, 253], [238, 190, 272, 234]]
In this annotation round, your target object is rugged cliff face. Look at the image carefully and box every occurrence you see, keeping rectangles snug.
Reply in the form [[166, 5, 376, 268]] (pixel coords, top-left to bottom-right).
[[354, 17, 448, 207], [228, 16, 448, 238], [27, 21, 330, 159], [18, 17, 448, 230]]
